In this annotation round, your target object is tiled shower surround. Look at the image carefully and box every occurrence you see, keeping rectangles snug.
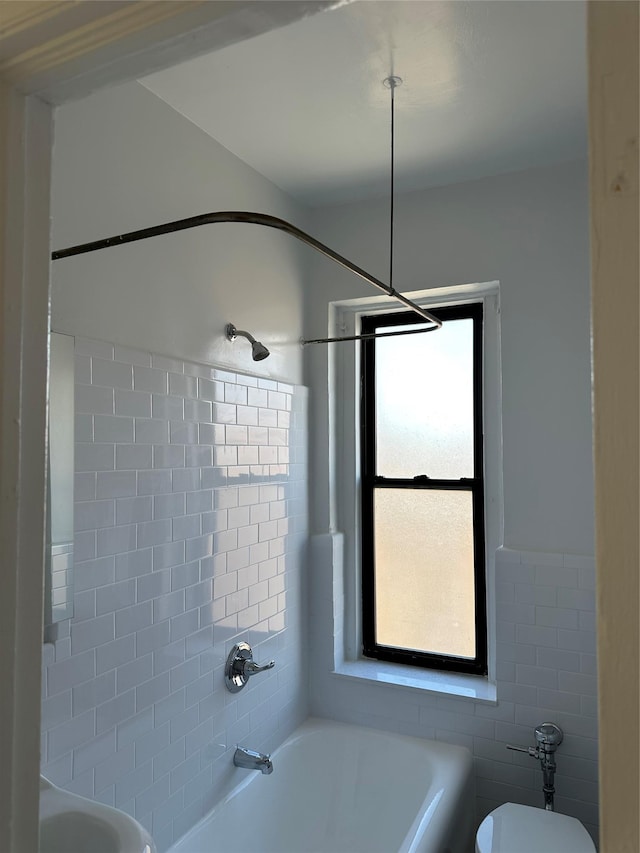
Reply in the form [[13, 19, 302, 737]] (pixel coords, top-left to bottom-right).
[[310, 546, 599, 843], [40, 337, 308, 851], [41, 337, 599, 848]]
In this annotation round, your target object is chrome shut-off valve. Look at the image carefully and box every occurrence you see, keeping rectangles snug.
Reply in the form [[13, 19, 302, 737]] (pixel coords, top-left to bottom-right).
[[224, 642, 275, 693], [507, 722, 564, 810]]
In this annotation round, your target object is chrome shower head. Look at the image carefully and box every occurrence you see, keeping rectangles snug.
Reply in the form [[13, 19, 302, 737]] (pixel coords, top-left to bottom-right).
[[225, 324, 270, 361], [250, 340, 270, 361]]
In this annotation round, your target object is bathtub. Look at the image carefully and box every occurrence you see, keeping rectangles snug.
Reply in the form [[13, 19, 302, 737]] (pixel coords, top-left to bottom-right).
[[169, 717, 474, 853]]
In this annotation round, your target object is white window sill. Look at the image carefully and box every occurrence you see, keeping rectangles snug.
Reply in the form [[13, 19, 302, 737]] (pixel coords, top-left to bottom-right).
[[332, 659, 497, 704]]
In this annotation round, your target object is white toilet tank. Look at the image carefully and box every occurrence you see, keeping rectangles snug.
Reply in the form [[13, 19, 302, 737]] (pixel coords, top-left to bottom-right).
[[476, 803, 596, 853]]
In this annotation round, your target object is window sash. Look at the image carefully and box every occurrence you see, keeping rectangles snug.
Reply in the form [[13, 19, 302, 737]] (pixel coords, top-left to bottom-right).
[[360, 303, 487, 675]]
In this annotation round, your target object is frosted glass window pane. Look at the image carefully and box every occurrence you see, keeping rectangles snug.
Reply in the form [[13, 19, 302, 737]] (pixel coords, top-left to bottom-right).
[[374, 489, 476, 658], [376, 319, 474, 479]]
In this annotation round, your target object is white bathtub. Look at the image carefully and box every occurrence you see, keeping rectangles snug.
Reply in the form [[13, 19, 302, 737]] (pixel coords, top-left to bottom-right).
[[169, 717, 474, 853]]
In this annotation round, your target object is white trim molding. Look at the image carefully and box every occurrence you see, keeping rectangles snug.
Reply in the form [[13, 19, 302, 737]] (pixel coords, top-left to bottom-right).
[[1, 1, 340, 102], [0, 1, 205, 84], [0, 81, 52, 853], [327, 282, 503, 688]]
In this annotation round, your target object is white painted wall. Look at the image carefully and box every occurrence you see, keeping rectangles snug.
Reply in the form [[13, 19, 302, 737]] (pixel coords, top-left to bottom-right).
[[305, 159, 593, 555], [51, 81, 309, 385]]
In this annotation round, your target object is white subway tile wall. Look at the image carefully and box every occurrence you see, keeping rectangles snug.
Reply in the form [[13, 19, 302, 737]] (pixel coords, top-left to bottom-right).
[[41, 339, 308, 851], [310, 546, 599, 844], [480, 549, 598, 839]]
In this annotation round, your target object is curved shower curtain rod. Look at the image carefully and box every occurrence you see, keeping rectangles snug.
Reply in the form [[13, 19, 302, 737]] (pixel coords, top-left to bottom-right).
[[51, 211, 442, 339]]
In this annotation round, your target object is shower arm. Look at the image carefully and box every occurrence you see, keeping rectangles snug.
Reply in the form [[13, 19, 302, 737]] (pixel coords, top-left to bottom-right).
[[51, 210, 442, 334]]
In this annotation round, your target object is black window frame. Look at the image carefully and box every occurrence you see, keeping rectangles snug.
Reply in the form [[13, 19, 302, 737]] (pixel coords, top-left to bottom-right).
[[360, 302, 487, 676]]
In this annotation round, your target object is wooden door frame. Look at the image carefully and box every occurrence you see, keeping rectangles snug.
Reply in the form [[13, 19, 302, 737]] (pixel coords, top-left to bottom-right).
[[588, 3, 639, 851]]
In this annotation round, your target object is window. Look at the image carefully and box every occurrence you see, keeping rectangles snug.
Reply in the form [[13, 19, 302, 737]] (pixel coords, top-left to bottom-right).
[[360, 303, 487, 675]]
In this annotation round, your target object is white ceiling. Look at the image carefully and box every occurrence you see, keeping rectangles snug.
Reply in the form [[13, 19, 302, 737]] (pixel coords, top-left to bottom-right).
[[141, 0, 587, 207]]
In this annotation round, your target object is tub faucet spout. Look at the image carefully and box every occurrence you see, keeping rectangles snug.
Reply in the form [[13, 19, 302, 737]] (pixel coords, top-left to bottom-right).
[[233, 746, 273, 775]]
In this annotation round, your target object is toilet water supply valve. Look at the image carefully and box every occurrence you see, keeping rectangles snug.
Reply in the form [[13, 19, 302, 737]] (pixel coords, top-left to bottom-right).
[[506, 722, 564, 811]]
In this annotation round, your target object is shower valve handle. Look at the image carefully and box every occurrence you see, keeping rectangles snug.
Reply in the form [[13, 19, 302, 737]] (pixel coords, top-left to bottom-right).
[[225, 642, 275, 693], [243, 658, 275, 676]]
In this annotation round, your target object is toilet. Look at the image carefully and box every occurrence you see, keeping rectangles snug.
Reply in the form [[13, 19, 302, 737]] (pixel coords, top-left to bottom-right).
[[476, 803, 596, 853]]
